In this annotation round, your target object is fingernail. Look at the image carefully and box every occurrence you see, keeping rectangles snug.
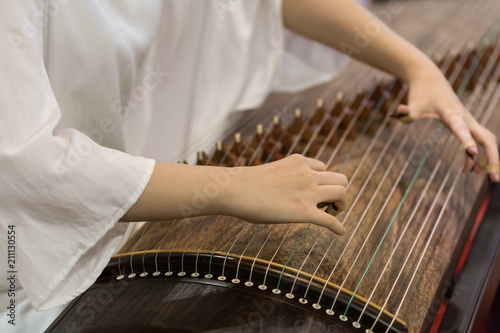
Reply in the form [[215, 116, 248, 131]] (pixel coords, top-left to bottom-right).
[[491, 173, 500, 183], [390, 111, 408, 119], [465, 146, 478, 160], [342, 227, 347, 235]]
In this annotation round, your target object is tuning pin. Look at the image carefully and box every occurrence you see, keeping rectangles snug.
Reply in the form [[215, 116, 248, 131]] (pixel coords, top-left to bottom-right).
[[271, 115, 282, 141], [388, 78, 402, 97], [433, 52, 444, 68], [339, 110, 358, 140], [330, 92, 345, 118], [329, 92, 358, 140], [251, 124, 265, 149], [247, 125, 265, 165], [480, 44, 500, 85], [463, 44, 476, 70], [450, 49, 472, 92], [350, 90, 373, 123], [439, 50, 464, 92], [311, 98, 340, 149], [459, 46, 479, 90], [371, 79, 393, 116], [452, 72, 464, 92], [210, 142, 225, 165], [231, 133, 243, 153], [387, 78, 407, 105], [444, 49, 460, 84], [230, 133, 247, 166], [311, 101, 339, 146], [272, 115, 294, 154], [272, 115, 296, 155], [261, 137, 284, 162], [359, 102, 378, 135], [196, 151, 216, 166], [255, 121, 282, 162], [479, 44, 494, 68], [286, 108, 319, 155], [310, 99, 327, 125], [232, 132, 262, 166], [494, 45, 500, 66], [318, 109, 336, 136], [210, 141, 237, 166], [350, 89, 364, 113], [247, 155, 263, 166], [318, 109, 340, 147], [287, 108, 305, 135], [490, 44, 500, 83]]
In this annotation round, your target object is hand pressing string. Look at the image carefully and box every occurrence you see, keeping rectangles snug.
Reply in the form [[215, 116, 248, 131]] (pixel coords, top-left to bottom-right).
[[219, 154, 348, 236], [122, 154, 349, 236], [282, 0, 499, 184], [392, 65, 499, 183]]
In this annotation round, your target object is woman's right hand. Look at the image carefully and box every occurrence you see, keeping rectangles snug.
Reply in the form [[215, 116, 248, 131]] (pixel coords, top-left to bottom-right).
[[221, 154, 348, 236]]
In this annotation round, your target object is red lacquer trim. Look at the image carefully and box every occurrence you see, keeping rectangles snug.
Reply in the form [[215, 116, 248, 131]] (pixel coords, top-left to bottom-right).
[[429, 190, 493, 333]]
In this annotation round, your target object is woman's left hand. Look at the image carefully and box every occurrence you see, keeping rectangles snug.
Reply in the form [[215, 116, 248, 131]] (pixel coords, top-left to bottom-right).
[[393, 65, 499, 183]]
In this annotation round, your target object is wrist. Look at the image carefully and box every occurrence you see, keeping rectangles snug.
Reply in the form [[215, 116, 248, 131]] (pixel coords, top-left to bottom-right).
[[403, 52, 441, 84], [197, 166, 243, 217]]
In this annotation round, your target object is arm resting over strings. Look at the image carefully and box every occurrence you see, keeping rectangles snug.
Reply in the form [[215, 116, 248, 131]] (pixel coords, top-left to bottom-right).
[[121, 155, 349, 236]]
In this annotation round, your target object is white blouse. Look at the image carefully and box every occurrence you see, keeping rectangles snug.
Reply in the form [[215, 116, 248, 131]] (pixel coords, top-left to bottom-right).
[[0, 0, 347, 331]]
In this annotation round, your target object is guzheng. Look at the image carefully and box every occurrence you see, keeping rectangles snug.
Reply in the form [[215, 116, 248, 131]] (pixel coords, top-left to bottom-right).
[[47, 1, 500, 332]]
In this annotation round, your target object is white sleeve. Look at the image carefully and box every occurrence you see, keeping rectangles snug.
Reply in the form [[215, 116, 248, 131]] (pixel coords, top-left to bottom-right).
[[0, 1, 155, 310], [275, 28, 350, 93]]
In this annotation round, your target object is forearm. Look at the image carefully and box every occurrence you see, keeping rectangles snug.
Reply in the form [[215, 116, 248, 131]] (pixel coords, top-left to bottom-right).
[[120, 162, 236, 221], [120, 155, 349, 235], [282, 0, 437, 82]]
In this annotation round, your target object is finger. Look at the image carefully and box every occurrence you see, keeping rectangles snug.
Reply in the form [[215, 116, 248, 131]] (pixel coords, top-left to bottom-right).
[[474, 163, 483, 175], [317, 171, 348, 186], [317, 185, 347, 212], [310, 210, 346, 236], [462, 156, 475, 173], [469, 122, 500, 182], [442, 108, 479, 160], [391, 104, 415, 124], [304, 157, 327, 171]]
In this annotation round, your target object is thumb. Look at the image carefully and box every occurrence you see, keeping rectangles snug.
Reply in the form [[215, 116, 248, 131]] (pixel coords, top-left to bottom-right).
[[310, 210, 346, 236]]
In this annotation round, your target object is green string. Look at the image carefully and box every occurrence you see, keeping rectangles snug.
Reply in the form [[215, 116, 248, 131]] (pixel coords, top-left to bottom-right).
[[343, 125, 443, 317], [274, 81, 394, 290], [342, 26, 500, 316], [273, 22, 500, 300]]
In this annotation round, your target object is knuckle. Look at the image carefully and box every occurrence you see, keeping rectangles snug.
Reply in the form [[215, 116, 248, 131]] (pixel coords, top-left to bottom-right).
[[339, 174, 348, 186], [484, 129, 497, 142], [290, 153, 305, 162], [303, 170, 316, 183], [447, 112, 464, 127], [334, 185, 346, 197], [477, 128, 496, 145], [440, 107, 454, 118]]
